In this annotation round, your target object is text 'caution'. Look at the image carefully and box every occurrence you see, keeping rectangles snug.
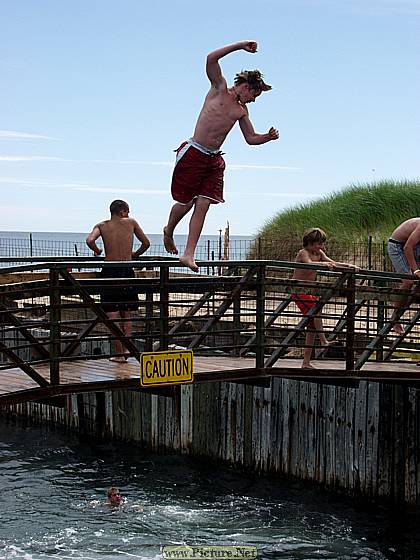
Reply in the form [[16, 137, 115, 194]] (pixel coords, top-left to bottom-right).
[[140, 350, 193, 387]]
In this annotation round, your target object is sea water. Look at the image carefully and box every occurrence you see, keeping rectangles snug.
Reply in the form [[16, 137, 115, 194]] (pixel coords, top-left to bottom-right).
[[0, 231, 254, 262], [1, 420, 419, 560]]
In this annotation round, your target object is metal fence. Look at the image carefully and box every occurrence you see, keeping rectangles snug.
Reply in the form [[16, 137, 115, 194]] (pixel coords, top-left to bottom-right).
[[0, 235, 392, 271]]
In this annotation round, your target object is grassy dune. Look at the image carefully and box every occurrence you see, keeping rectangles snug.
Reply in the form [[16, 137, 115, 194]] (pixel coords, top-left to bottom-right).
[[258, 180, 420, 243]]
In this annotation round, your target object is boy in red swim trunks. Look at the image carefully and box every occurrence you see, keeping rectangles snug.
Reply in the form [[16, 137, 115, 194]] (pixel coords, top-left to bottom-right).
[[292, 228, 358, 369], [163, 40, 279, 272]]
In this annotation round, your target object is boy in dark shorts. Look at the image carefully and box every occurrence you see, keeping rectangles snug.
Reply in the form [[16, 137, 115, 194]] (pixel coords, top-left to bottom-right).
[[292, 228, 358, 369], [86, 200, 150, 362], [163, 40, 279, 272]]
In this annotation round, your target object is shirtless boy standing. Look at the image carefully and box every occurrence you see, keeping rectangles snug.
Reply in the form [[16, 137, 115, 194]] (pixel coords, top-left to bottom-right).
[[292, 228, 358, 369], [86, 200, 150, 362], [163, 40, 279, 272], [387, 217, 420, 334]]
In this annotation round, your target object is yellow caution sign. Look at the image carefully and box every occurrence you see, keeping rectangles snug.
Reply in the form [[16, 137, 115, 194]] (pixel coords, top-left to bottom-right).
[[140, 350, 193, 387]]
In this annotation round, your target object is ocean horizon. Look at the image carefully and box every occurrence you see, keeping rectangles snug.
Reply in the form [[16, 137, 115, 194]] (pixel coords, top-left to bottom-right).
[[0, 230, 255, 261]]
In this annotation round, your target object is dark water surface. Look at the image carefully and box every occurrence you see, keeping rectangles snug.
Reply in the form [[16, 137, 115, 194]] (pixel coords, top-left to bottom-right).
[[0, 421, 419, 560]]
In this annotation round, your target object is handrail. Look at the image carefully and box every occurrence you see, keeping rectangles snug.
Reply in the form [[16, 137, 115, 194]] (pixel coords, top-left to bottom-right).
[[0, 260, 418, 400], [0, 256, 418, 282]]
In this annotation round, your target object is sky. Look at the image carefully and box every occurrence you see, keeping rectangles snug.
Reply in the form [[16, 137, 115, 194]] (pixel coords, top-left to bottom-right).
[[1, 0, 419, 235]]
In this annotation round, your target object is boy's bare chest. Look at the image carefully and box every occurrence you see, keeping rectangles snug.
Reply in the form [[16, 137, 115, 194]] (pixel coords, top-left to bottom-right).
[[308, 251, 322, 263], [208, 96, 245, 122]]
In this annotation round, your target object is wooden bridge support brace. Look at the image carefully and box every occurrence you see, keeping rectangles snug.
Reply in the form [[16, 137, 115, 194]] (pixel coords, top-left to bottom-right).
[[59, 268, 140, 360], [62, 318, 100, 357], [188, 266, 258, 350], [0, 340, 49, 387], [345, 272, 356, 370], [355, 283, 420, 370], [159, 267, 169, 351], [264, 272, 350, 368], [0, 304, 50, 360], [49, 268, 61, 384], [255, 265, 266, 368], [240, 297, 292, 357], [168, 267, 236, 337]]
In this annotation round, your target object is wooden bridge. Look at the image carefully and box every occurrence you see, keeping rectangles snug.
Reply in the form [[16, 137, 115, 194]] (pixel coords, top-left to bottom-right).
[[0, 257, 419, 406]]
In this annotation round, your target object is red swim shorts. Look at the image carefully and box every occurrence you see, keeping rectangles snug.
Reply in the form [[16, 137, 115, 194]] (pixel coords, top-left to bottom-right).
[[291, 293, 319, 329], [171, 141, 226, 205]]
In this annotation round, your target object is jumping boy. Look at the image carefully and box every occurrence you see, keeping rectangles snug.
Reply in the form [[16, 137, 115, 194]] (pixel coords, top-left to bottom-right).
[[86, 200, 150, 362], [163, 40, 279, 272], [292, 228, 358, 369]]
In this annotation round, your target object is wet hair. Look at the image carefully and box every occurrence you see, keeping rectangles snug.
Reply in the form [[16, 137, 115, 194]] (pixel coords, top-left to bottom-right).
[[234, 70, 272, 93], [302, 228, 327, 247], [107, 486, 120, 499], [110, 200, 129, 215]]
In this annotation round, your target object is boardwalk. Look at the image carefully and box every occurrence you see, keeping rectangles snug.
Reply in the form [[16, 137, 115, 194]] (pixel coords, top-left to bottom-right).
[[1, 356, 419, 405], [0, 258, 419, 405]]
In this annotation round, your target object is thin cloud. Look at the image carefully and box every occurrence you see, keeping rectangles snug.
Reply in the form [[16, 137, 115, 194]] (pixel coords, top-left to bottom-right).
[[0, 130, 57, 140], [73, 186, 167, 195], [229, 164, 301, 171], [86, 159, 174, 166], [0, 177, 167, 194], [0, 155, 300, 171], [0, 155, 62, 162], [297, 0, 420, 15], [237, 191, 317, 198]]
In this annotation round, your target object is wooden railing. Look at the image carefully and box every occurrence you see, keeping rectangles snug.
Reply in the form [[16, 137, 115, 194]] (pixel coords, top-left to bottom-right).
[[0, 257, 419, 390]]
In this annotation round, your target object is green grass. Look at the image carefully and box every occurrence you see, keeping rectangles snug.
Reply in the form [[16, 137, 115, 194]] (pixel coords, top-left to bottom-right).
[[258, 179, 420, 242]]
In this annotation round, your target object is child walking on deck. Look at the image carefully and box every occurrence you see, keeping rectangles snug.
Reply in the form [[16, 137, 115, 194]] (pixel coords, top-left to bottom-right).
[[292, 228, 358, 369]]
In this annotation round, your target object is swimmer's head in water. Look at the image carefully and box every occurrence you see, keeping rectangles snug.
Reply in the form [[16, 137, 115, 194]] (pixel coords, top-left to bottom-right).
[[110, 200, 129, 216], [107, 486, 122, 506], [303, 228, 328, 248]]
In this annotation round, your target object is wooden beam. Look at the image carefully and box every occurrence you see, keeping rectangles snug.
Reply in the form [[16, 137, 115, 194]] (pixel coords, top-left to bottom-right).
[[59, 268, 140, 360], [0, 340, 49, 388], [0, 303, 50, 359], [188, 266, 258, 349], [264, 272, 350, 367]]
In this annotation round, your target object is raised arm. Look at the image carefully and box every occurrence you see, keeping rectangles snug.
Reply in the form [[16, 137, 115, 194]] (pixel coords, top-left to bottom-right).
[[86, 225, 102, 256], [239, 112, 279, 145], [206, 41, 257, 89], [132, 220, 151, 258]]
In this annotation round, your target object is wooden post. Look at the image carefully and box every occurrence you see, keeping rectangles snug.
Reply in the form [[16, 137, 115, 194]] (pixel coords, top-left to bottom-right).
[[145, 292, 154, 351], [159, 267, 169, 351], [233, 291, 241, 356], [345, 272, 355, 371], [376, 294, 384, 362], [255, 264, 266, 368], [49, 267, 61, 385]]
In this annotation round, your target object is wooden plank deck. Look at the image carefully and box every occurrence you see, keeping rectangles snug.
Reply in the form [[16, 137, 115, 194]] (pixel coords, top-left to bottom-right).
[[0, 356, 419, 406]]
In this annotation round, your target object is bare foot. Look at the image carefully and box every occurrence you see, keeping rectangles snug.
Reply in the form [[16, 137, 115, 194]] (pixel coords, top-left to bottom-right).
[[392, 322, 404, 334], [180, 255, 199, 273], [109, 356, 128, 363], [163, 227, 178, 255], [302, 363, 317, 369]]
